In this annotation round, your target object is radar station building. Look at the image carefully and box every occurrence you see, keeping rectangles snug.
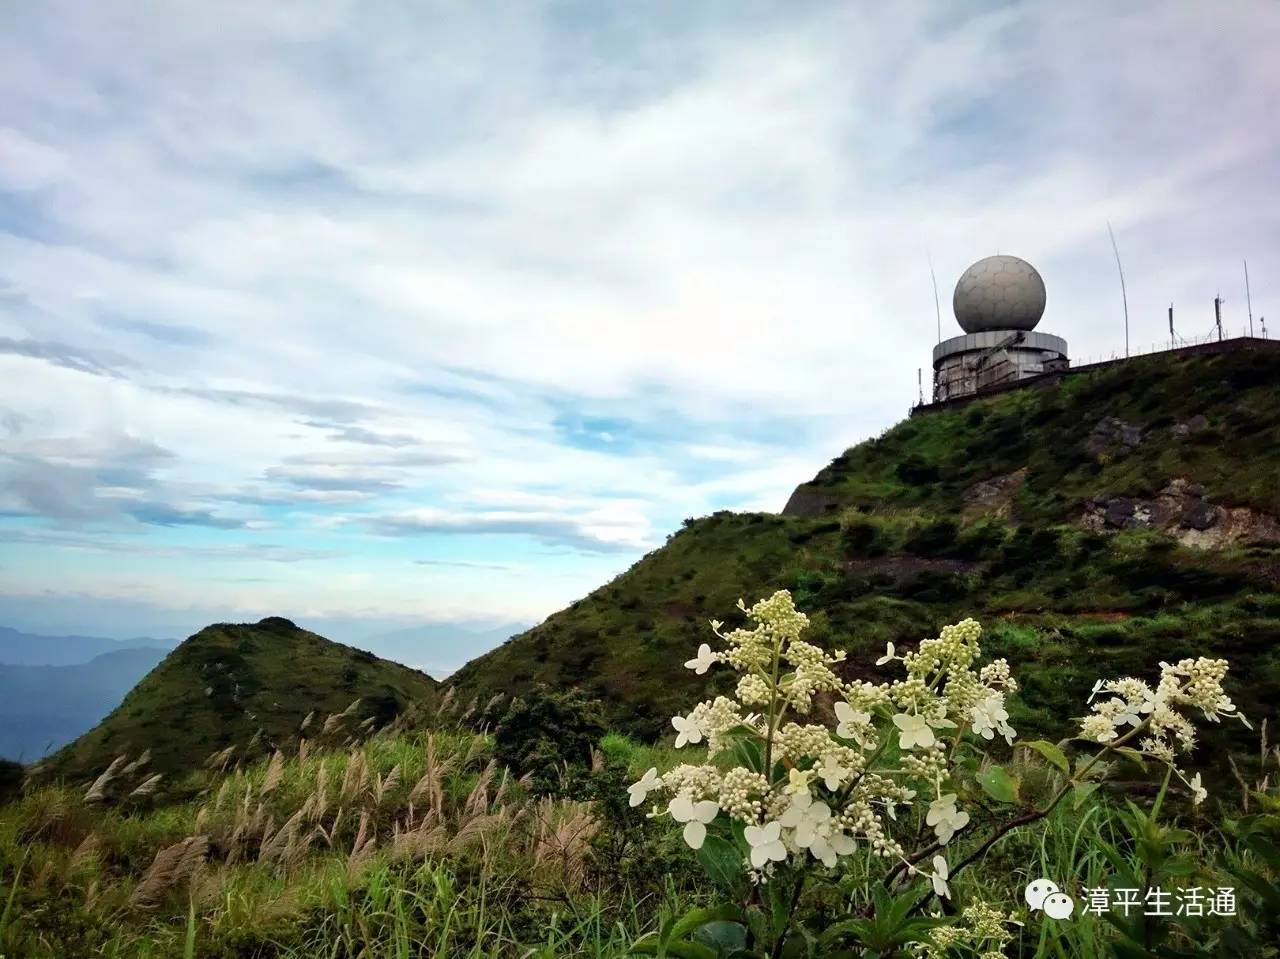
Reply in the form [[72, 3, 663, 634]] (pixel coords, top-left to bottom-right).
[[932, 255, 1068, 402]]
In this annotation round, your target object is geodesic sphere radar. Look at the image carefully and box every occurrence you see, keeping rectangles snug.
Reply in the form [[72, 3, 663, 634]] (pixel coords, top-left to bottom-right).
[[952, 255, 1046, 334]]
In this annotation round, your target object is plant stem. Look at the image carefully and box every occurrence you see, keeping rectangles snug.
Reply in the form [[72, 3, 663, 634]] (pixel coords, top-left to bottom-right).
[[771, 870, 809, 959], [947, 720, 1152, 884], [762, 631, 785, 779]]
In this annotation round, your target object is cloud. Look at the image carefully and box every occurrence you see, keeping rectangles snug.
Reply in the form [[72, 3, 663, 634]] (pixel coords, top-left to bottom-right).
[[263, 465, 407, 493], [0, 336, 133, 377], [300, 420, 420, 447], [0, 0, 1277, 632], [414, 559, 512, 571], [154, 386, 379, 423], [357, 506, 652, 553]]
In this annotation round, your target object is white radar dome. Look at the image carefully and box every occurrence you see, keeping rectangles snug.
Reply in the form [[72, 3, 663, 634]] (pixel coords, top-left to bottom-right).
[[952, 255, 1046, 334]]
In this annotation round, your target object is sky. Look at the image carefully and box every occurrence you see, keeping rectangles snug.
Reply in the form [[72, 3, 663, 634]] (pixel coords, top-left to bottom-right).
[[1, 1, 1277, 670]]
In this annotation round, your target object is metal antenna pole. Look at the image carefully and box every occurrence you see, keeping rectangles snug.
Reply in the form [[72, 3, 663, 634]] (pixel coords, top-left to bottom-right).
[[1107, 222, 1130, 357], [1168, 303, 1174, 348], [1214, 295, 1223, 342], [1244, 259, 1255, 337], [928, 253, 942, 342]]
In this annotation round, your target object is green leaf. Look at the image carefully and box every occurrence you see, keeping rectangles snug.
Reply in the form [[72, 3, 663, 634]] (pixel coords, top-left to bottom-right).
[[1020, 739, 1069, 773], [690, 920, 749, 958], [671, 905, 744, 941], [696, 835, 745, 893], [1072, 781, 1101, 809], [976, 765, 1020, 804]]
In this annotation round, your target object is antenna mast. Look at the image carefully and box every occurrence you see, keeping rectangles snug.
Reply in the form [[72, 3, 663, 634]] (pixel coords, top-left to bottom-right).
[[1168, 303, 1174, 349], [928, 254, 942, 342], [1244, 259, 1255, 337], [1214, 295, 1224, 342], [1106, 222, 1130, 357]]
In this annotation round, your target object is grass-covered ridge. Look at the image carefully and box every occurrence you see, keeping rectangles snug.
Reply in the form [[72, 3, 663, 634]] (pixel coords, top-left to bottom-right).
[[450, 350, 1280, 753], [40, 617, 439, 784]]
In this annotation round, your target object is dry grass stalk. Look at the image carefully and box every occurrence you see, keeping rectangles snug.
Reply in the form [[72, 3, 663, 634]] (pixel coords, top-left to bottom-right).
[[297, 738, 311, 765], [205, 745, 237, 772], [300, 710, 315, 733], [68, 832, 100, 872], [129, 836, 210, 909], [340, 749, 367, 803], [375, 764, 401, 806], [530, 800, 598, 890], [129, 773, 164, 798], [435, 686, 456, 717], [119, 749, 152, 780], [260, 750, 286, 798], [83, 755, 129, 803], [259, 806, 307, 863], [351, 811, 371, 857], [463, 760, 497, 818], [214, 777, 233, 810], [462, 735, 486, 769]]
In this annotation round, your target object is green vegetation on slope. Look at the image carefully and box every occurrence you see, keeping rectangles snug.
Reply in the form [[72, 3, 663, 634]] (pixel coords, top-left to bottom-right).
[[450, 350, 1280, 757], [41, 617, 438, 783]]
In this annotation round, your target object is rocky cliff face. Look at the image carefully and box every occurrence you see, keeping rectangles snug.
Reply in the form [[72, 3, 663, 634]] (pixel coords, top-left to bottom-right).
[[1081, 478, 1280, 550]]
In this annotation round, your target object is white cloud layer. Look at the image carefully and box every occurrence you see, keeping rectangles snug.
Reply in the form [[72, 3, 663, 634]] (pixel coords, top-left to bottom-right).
[[0, 1, 1277, 643]]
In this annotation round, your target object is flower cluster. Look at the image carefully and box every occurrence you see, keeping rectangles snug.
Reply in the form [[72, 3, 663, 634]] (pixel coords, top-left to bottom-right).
[[918, 899, 1019, 959], [1079, 657, 1249, 803], [631, 590, 1021, 894]]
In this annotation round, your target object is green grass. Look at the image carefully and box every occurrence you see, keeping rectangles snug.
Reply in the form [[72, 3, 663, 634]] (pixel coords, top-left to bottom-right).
[[2, 722, 1276, 957]]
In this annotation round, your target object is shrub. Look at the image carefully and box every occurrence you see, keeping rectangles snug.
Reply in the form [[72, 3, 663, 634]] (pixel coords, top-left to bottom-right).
[[492, 685, 606, 791]]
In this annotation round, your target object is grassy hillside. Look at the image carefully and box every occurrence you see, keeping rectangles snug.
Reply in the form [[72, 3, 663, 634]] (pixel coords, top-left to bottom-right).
[[450, 349, 1280, 753], [40, 617, 439, 783]]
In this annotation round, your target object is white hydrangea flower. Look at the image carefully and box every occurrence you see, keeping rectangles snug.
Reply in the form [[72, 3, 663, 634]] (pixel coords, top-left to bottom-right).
[[876, 642, 896, 666], [893, 712, 936, 750], [925, 793, 970, 845], [930, 855, 950, 898], [668, 796, 719, 850], [744, 820, 788, 868], [1189, 772, 1206, 805], [784, 768, 814, 795], [779, 792, 832, 848], [834, 701, 872, 744], [672, 712, 705, 748], [971, 694, 1015, 744], [816, 755, 850, 791], [808, 821, 856, 867], [685, 643, 717, 675], [628, 767, 660, 808]]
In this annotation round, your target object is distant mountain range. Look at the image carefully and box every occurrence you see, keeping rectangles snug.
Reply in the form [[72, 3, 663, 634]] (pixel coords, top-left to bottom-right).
[[0, 647, 169, 761], [0, 626, 177, 667]]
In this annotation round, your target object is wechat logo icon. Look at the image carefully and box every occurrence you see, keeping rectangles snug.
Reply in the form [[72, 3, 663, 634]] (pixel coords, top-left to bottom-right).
[[1026, 878, 1075, 920]]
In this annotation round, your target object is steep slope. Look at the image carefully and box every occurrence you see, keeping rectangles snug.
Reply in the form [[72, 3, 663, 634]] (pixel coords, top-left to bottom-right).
[[0, 647, 167, 762], [450, 348, 1280, 747], [42, 617, 438, 782]]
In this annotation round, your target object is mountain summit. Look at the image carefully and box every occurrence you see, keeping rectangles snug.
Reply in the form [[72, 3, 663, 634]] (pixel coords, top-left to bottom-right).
[[42, 617, 438, 781]]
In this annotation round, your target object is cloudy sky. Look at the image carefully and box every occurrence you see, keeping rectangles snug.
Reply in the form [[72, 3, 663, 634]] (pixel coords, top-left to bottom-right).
[[1, 1, 1277, 667]]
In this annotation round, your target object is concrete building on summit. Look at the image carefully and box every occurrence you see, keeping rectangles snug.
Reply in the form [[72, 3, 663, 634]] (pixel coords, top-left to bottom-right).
[[932, 255, 1069, 402]]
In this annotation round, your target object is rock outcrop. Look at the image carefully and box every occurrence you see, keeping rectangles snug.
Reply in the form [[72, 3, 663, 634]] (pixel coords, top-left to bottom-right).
[[1080, 478, 1280, 549]]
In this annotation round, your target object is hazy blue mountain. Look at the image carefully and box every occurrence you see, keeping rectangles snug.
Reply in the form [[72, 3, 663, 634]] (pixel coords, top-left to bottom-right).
[[0, 626, 176, 667], [355, 622, 528, 677], [0, 647, 168, 762]]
